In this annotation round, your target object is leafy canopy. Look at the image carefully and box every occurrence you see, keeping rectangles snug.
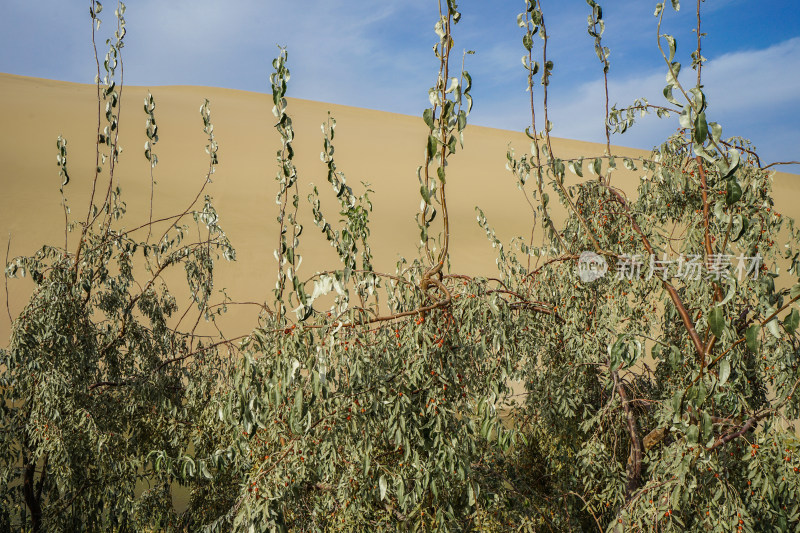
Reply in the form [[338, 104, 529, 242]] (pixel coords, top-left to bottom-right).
[[2, 0, 800, 532]]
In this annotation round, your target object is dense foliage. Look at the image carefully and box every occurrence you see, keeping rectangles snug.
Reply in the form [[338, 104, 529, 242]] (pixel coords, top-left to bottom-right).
[[2, 0, 800, 531]]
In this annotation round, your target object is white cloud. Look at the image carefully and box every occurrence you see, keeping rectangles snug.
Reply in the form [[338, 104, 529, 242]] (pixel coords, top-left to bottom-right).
[[115, 1, 435, 114], [703, 37, 800, 111], [479, 37, 800, 171], [2, 1, 796, 173]]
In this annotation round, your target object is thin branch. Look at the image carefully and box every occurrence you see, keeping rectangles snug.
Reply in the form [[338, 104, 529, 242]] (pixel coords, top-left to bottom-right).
[[762, 161, 800, 170], [614, 369, 642, 499], [606, 186, 706, 360], [525, 6, 567, 253], [565, 491, 603, 533], [695, 0, 703, 86], [706, 411, 768, 452], [5, 235, 12, 323]]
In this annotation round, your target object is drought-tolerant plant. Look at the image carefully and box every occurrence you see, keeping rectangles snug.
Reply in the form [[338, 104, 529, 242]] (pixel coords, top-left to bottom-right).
[[485, 1, 800, 530], [0, 3, 237, 531], [2, 0, 800, 531]]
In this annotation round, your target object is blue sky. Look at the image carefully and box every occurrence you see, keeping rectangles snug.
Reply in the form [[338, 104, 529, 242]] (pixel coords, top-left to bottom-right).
[[1, 0, 798, 172]]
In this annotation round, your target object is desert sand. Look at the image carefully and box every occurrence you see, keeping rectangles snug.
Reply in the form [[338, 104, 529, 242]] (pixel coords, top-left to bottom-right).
[[1, 73, 798, 345]]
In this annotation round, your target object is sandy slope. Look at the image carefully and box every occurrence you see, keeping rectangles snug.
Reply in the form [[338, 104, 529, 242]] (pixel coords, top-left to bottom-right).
[[1, 73, 797, 345]]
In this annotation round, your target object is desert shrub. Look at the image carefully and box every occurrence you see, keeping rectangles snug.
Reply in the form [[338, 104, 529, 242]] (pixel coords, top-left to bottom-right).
[[2, 0, 800, 532], [0, 4, 237, 531]]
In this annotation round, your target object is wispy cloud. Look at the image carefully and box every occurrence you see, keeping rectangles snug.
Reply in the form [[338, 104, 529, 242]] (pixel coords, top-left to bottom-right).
[[117, 1, 437, 114], [474, 37, 800, 172], [1, 1, 797, 172]]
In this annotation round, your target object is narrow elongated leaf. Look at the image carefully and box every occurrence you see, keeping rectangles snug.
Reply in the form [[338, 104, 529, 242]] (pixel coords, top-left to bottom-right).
[[709, 121, 722, 144], [731, 215, 748, 242], [709, 307, 725, 338], [423, 108, 434, 129], [568, 159, 583, 177], [609, 338, 623, 371], [523, 33, 533, 51], [694, 111, 708, 144], [718, 359, 730, 386], [664, 34, 676, 62], [200, 461, 213, 480], [767, 318, 781, 339], [791, 283, 800, 300], [592, 157, 602, 176], [687, 424, 699, 444], [701, 411, 713, 442], [294, 388, 303, 417], [666, 61, 681, 84], [717, 148, 741, 179], [725, 179, 742, 205], [784, 308, 799, 335], [427, 135, 437, 159], [379, 475, 388, 500]]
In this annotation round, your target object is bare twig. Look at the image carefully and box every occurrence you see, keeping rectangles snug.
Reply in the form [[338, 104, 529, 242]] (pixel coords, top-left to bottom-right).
[[613, 370, 642, 498], [706, 411, 768, 451], [762, 161, 800, 170], [5, 235, 12, 323]]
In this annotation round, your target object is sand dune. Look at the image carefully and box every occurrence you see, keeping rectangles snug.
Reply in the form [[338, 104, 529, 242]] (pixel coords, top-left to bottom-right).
[[1, 73, 797, 344]]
